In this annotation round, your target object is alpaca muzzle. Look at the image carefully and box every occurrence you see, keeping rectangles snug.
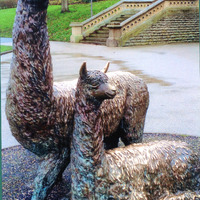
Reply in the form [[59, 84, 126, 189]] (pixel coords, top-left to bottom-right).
[[93, 83, 116, 100]]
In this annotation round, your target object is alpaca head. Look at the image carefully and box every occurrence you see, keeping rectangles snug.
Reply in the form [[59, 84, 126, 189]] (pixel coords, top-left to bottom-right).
[[25, 0, 49, 12], [77, 62, 116, 105]]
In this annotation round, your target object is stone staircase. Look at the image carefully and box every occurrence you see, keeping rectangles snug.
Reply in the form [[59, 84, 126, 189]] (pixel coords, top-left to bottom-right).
[[80, 12, 138, 45], [124, 10, 199, 46]]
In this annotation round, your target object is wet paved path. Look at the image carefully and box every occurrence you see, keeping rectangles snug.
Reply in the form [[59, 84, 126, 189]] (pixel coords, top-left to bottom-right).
[[1, 42, 200, 148]]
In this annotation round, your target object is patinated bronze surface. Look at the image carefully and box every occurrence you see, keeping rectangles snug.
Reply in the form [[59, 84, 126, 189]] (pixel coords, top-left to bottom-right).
[[6, 0, 149, 199], [71, 63, 200, 200], [6, 0, 73, 199]]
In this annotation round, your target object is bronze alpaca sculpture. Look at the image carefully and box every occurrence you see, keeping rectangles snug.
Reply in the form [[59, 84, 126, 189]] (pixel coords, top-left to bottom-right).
[[71, 63, 200, 200], [6, 0, 149, 199], [6, 0, 74, 199]]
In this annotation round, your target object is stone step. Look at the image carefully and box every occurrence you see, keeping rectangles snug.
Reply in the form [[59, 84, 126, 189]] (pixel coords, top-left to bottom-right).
[[153, 25, 199, 29], [153, 22, 199, 26], [155, 21, 199, 25], [90, 33, 109, 38], [156, 18, 199, 21], [161, 16, 199, 19], [81, 13, 137, 45], [95, 29, 109, 34], [159, 19, 199, 22], [81, 9, 199, 46], [111, 17, 128, 22], [81, 40, 106, 45], [157, 16, 199, 22], [128, 36, 199, 44], [82, 37, 107, 42], [125, 38, 199, 46], [131, 37, 199, 43], [129, 37, 199, 42], [130, 33, 199, 39], [136, 31, 199, 37], [121, 14, 134, 17], [160, 16, 199, 20], [100, 26, 109, 30], [151, 25, 199, 29], [148, 26, 199, 33]]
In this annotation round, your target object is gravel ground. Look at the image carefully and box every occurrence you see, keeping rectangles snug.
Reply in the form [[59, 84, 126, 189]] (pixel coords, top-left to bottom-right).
[[2, 133, 200, 200]]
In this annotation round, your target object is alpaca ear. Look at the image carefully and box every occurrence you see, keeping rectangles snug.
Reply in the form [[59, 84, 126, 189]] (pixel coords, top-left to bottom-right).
[[80, 62, 87, 79], [101, 62, 110, 73]]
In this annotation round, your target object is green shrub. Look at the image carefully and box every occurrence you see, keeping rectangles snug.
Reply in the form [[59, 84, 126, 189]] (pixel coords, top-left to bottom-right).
[[81, 0, 98, 3], [0, 0, 17, 9]]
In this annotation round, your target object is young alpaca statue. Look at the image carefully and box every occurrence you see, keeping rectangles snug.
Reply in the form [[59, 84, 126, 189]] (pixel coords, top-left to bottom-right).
[[6, 0, 148, 199], [71, 63, 200, 200]]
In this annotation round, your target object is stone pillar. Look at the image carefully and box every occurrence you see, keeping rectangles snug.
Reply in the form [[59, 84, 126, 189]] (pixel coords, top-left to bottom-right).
[[70, 22, 83, 43], [195, 0, 199, 6], [106, 22, 122, 47]]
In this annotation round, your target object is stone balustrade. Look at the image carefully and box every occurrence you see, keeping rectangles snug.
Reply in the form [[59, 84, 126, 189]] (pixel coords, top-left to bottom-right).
[[70, 0, 198, 45], [70, 0, 154, 42], [121, 0, 197, 34], [106, 0, 198, 46]]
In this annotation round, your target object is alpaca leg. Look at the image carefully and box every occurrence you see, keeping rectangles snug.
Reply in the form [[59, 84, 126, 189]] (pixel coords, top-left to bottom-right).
[[31, 148, 70, 200], [104, 132, 120, 150], [120, 114, 145, 145], [120, 121, 144, 145]]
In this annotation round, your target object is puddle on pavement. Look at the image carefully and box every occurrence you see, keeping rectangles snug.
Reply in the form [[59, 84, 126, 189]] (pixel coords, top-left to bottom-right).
[[1, 61, 10, 64], [125, 69, 171, 86], [52, 52, 107, 61], [52, 52, 171, 86], [3, 52, 172, 86], [142, 50, 166, 55], [112, 60, 172, 86]]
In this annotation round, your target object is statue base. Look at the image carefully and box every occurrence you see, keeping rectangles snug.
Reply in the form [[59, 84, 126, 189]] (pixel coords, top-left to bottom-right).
[[2, 145, 71, 200], [2, 133, 200, 199]]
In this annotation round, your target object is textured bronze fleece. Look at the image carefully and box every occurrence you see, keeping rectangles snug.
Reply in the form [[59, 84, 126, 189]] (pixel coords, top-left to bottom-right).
[[71, 66, 200, 200], [6, 0, 149, 199], [6, 0, 74, 199]]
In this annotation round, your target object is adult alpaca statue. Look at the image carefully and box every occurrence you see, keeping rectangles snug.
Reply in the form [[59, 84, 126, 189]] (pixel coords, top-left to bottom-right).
[[71, 63, 200, 200], [6, 0, 74, 199], [6, 0, 149, 199]]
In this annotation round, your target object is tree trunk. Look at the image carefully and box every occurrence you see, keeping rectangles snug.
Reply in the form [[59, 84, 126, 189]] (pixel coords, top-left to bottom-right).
[[91, 0, 93, 17], [61, 0, 70, 13]]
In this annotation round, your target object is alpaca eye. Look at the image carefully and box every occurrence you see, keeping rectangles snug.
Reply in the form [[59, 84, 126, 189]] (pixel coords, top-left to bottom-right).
[[90, 84, 99, 89]]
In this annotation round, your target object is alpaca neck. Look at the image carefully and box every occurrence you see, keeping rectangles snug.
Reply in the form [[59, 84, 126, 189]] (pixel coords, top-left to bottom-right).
[[7, 0, 53, 120], [71, 91, 106, 199]]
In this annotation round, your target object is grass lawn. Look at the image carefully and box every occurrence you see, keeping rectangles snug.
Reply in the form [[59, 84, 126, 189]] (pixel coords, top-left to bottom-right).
[[0, 45, 12, 53], [0, 8, 16, 37], [0, 0, 119, 41]]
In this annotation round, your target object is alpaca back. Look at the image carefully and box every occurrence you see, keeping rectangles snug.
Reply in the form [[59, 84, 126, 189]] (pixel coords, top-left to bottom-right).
[[101, 141, 199, 200], [100, 71, 149, 142]]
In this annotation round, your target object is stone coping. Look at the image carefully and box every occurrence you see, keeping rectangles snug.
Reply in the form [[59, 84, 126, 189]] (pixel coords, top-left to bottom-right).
[[106, 0, 198, 41], [109, 0, 197, 28], [120, 0, 164, 26], [70, 0, 154, 27]]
